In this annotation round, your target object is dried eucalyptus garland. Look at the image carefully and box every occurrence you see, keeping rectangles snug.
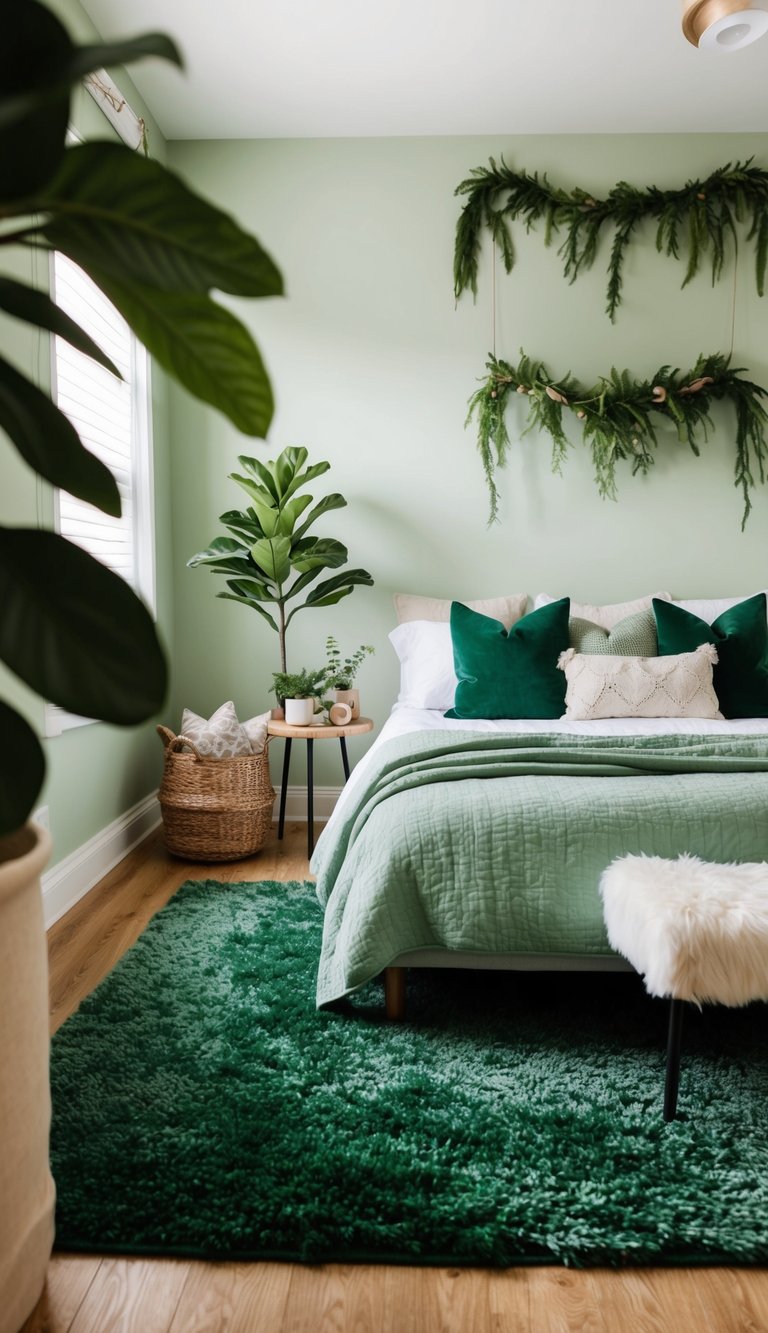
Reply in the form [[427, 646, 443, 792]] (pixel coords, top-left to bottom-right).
[[454, 159, 768, 320], [467, 352, 768, 528]]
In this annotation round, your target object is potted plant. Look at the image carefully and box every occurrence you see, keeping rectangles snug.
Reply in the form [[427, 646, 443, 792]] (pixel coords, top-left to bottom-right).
[[324, 637, 375, 719], [189, 447, 374, 674], [0, 7, 282, 1327], [271, 668, 328, 727]]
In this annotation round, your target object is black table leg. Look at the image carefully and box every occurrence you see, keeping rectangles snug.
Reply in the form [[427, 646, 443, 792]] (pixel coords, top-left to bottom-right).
[[307, 739, 314, 859], [664, 998, 685, 1122], [277, 737, 292, 840], [339, 736, 350, 782]]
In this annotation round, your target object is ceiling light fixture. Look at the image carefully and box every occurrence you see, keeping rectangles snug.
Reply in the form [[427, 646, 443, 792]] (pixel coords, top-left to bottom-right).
[[682, 0, 768, 50]]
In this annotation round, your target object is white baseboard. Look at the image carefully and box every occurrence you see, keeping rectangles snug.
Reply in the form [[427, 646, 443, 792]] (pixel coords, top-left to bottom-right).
[[42, 792, 161, 929], [274, 785, 342, 823], [42, 784, 343, 930]]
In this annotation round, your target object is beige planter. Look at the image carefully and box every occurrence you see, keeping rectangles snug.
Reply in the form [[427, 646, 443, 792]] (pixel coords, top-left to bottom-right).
[[0, 822, 55, 1333], [334, 688, 360, 720]]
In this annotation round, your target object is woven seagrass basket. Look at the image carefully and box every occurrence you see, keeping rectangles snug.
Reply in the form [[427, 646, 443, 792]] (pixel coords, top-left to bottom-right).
[[157, 726, 275, 861]]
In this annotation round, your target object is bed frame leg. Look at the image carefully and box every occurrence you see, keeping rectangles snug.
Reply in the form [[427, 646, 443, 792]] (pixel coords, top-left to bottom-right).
[[384, 967, 406, 1021]]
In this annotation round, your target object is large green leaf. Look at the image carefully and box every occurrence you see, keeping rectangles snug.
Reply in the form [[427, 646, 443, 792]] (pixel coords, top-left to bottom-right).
[[0, 355, 120, 515], [0, 701, 45, 837], [281, 460, 331, 504], [286, 568, 374, 624], [0, 277, 120, 377], [291, 537, 348, 572], [277, 493, 313, 537], [84, 275, 274, 437], [219, 509, 265, 543], [218, 592, 278, 633], [0, 0, 71, 200], [292, 492, 347, 542], [302, 569, 374, 606], [249, 495, 280, 538], [236, 456, 281, 502], [187, 536, 250, 567], [42, 142, 283, 298], [0, 528, 167, 723], [274, 447, 308, 497], [251, 535, 292, 585]]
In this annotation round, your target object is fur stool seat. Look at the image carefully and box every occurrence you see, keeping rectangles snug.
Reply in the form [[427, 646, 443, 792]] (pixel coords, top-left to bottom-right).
[[600, 853, 768, 1121]]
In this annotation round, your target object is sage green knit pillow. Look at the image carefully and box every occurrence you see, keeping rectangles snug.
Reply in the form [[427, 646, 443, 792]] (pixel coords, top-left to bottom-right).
[[569, 608, 658, 656]]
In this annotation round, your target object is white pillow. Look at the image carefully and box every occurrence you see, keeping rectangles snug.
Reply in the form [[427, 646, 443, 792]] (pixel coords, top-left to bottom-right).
[[534, 591, 671, 630], [672, 592, 767, 624], [394, 592, 527, 631], [242, 710, 271, 754], [557, 644, 722, 721], [180, 701, 253, 758], [389, 620, 457, 710]]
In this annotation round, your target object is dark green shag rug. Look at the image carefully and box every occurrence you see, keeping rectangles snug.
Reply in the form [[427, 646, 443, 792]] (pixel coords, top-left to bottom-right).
[[50, 879, 768, 1267]]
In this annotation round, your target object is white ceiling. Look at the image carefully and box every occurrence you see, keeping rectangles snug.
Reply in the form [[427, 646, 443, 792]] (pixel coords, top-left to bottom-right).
[[79, 0, 768, 139]]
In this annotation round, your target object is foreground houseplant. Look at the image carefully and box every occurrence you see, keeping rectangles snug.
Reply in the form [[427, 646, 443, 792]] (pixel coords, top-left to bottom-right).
[[0, 6, 282, 1327]]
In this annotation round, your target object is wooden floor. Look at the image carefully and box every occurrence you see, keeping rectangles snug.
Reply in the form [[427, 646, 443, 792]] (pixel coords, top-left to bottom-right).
[[22, 822, 768, 1332]]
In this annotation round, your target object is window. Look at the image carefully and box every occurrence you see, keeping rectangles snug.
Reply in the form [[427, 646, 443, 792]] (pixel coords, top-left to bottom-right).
[[47, 250, 155, 733], [51, 253, 154, 598], [45, 86, 155, 735]]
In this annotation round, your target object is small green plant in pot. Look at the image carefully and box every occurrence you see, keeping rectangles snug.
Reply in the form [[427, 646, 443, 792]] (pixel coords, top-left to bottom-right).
[[271, 668, 328, 727], [324, 637, 374, 719]]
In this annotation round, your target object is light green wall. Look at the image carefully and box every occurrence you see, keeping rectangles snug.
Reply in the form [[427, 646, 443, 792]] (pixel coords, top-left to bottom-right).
[[0, 0, 175, 865], [168, 133, 768, 786]]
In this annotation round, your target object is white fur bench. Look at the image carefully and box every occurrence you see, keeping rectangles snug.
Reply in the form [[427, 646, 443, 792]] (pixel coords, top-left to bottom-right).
[[600, 853, 768, 1120]]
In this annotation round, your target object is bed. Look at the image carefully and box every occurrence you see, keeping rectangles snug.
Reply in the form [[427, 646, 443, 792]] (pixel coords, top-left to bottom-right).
[[310, 706, 768, 1014]]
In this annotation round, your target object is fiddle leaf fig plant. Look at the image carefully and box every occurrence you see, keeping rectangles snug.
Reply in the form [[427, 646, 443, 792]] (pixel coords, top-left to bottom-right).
[[0, 0, 283, 837], [188, 446, 374, 673]]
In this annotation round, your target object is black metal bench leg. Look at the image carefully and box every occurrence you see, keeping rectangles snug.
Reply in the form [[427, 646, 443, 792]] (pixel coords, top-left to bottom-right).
[[339, 735, 350, 782], [277, 737, 292, 840], [664, 998, 685, 1122], [307, 739, 314, 860]]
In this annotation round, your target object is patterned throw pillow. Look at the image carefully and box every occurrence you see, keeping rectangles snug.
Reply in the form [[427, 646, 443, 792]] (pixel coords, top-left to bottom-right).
[[180, 702, 252, 758], [242, 710, 271, 754], [569, 608, 658, 656], [558, 644, 722, 720]]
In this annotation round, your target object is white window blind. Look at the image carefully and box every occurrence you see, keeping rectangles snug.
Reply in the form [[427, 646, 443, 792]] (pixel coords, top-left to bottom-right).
[[53, 253, 137, 580], [48, 256, 155, 733]]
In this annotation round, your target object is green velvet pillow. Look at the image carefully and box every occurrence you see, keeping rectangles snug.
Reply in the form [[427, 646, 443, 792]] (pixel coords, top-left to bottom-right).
[[446, 598, 571, 719], [653, 593, 768, 718], [570, 608, 657, 656]]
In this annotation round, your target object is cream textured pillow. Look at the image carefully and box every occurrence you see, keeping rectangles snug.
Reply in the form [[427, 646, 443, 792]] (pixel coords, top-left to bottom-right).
[[557, 644, 722, 720], [394, 592, 527, 631], [242, 710, 271, 754], [534, 591, 671, 630], [180, 701, 253, 758]]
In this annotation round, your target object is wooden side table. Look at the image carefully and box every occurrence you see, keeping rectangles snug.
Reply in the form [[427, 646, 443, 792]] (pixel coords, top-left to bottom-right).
[[267, 716, 374, 857]]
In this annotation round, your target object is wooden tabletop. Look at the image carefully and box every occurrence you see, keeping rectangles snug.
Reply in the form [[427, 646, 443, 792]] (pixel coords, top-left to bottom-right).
[[267, 716, 374, 740]]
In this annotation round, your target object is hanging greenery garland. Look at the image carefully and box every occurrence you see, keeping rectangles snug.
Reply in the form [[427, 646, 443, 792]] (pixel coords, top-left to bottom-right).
[[454, 159, 768, 321], [467, 351, 768, 528]]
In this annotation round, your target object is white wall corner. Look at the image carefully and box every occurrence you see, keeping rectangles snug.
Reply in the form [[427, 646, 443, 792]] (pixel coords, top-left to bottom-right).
[[41, 793, 161, 929]]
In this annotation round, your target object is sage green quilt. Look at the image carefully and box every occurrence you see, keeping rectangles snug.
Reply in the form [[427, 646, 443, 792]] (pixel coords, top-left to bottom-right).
[[312, 731, 768, 1006]]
